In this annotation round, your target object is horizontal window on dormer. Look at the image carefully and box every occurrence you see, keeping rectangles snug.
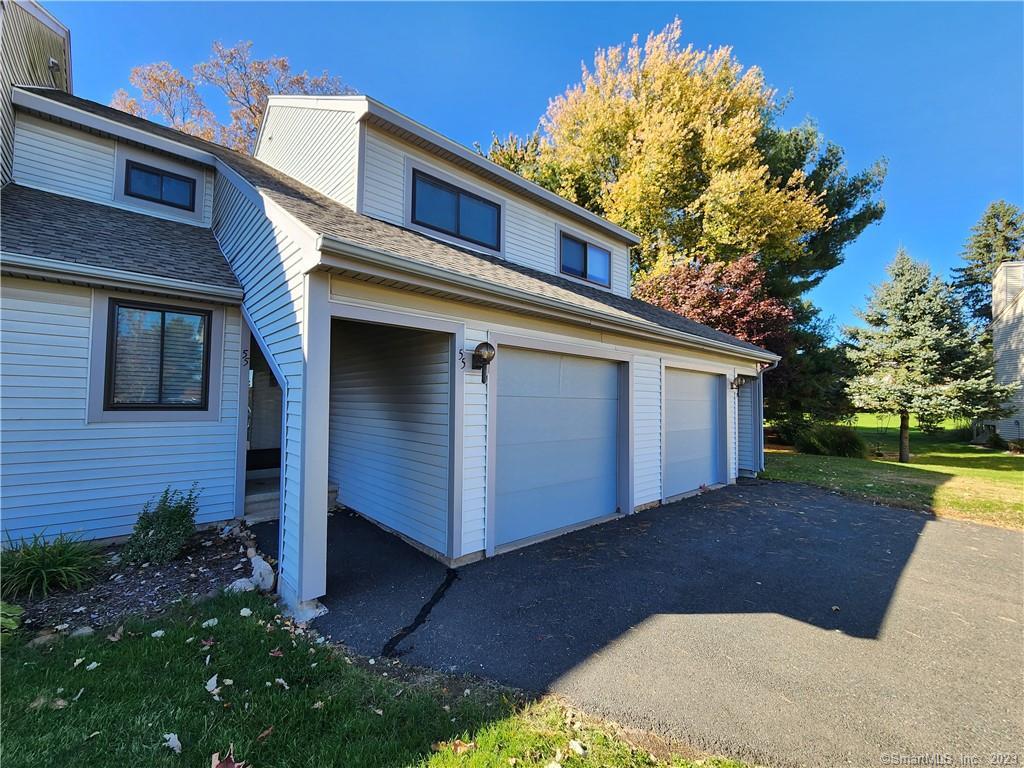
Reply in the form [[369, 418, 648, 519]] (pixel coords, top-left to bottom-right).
[[125, 160, 196, 212], [412, 169, 500, 250], [560, 232, 610, 287]]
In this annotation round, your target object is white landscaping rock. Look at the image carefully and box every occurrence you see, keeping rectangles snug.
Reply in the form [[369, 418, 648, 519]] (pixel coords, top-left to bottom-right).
[[249, 555, 275, 592], [226, 577, 256, 593], [284, 599, 328, 623]]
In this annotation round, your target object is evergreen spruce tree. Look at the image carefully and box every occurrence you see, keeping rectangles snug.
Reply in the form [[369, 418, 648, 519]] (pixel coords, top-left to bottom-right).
[[846, 249, 1017, 462], [952, 201, 1023, 326]]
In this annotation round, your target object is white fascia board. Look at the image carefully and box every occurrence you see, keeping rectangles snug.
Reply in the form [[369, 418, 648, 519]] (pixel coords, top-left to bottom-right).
[[0, 250, 244, 302], [12, 87, 216, 166], [315, 233, 779, 364]]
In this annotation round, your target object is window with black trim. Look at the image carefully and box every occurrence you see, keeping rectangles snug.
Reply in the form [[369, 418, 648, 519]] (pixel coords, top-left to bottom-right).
[[105, 300, 211, 410], [560, 232, 611, 287], [412, 169, 500, 250], [124, 160, 196, 211]]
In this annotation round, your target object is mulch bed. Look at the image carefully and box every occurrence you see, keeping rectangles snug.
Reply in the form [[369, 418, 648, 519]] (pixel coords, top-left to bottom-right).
[[20, 526, 261, 633]]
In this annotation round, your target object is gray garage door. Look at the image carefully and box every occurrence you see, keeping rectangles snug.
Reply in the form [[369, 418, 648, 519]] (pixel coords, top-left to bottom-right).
[[495, 348, 619, 548], [664, 368, 724, 498]]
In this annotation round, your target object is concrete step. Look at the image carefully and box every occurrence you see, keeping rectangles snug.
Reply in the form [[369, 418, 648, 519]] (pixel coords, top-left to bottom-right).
[[244, 483, 338, 525]]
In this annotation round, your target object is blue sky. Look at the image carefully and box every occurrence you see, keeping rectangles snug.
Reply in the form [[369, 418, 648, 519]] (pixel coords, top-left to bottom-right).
[[52, 2, 1023, 331]]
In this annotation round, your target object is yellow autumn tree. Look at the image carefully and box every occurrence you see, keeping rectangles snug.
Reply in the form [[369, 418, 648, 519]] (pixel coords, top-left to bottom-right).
[[489, 19, 829, 280]]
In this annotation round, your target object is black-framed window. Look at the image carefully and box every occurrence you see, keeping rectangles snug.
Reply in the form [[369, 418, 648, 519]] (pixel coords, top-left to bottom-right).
[[412, 169, 501, 250], [105, 300, 211, 410], [124, 160, 196, 211], [560, 232, 611, 287]]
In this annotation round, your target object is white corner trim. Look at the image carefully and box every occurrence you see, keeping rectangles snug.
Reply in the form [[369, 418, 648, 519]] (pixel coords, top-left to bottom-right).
[[0, 250, 243, 302]]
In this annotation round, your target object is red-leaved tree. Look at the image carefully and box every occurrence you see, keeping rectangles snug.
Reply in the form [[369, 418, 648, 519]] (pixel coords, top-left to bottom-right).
[[633, 254, 793, 349]]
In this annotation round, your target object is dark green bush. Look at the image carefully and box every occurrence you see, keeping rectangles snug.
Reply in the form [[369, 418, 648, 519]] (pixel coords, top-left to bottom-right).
[[122, 485, 200, 565], [794, 424, 868, 458], [1, 532, 103, 599], [985, 431, 1009, 451]]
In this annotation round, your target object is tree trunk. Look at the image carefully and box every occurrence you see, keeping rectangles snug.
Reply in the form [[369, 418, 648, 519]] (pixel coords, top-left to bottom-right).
[[899, 412, 911, 463]]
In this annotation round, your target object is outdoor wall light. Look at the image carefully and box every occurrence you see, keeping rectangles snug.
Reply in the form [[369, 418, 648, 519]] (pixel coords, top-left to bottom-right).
[[472, 342, 496, 383], [730, 373, 756, 390]]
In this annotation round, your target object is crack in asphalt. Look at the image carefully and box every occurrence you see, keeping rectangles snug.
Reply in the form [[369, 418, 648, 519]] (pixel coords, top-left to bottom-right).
[[380, 568, 458, 658]]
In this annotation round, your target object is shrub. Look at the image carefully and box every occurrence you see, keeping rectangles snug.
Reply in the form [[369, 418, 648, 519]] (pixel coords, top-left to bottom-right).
[[985, 431, 1009, 451], [794, 424, 868, 459], [0, 532, 103, 600], [0, 601, 23, 645], [122, 485, 200, 565]]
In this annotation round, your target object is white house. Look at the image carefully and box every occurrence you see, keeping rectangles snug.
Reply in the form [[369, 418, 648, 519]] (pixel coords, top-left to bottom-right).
[[0, 1, 778, 611], [988, 261, 1023, 443]]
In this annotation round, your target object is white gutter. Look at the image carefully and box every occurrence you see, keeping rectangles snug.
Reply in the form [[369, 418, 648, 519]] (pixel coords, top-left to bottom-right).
[[316, 233, 779, 363], [0, 251, 243, 303]]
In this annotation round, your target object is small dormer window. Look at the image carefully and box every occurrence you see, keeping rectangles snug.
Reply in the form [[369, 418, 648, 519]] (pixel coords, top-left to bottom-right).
[[124, 160, 196, 212], [412, 169, 500, 250], [560, 232, 611, 287]]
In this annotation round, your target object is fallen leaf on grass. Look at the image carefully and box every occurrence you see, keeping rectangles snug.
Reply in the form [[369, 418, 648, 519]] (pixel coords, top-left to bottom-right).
[[256, 725, 273, 743], [151, 630, 166, 638], [72, 688, 85, 702], [210, 744, 248, 768], [268, 648, 284, 657], [312, 701, 324, 709], [162, 733, 182, 754], [432, 739, 475, 754], [370, 707, 383, 716], [28, 695, 47, 710], [201, 618, 218, 628], [85, 662, 100, 671], [239, 608, 252, 617], [274, 678, 289, 690], [106, 626, 124, 642], [201, 638, 216, 648], [73, 658, 85, 668], [568, 739, 587, 756], [86, 731, 100, 741]]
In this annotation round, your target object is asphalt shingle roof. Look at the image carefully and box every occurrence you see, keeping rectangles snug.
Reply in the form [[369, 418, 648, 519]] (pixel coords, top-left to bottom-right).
[[13, 87, 772, 358], [1, 183, 241, 291]]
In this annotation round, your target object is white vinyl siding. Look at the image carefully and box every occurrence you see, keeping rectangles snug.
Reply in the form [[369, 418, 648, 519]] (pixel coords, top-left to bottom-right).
[[0, 1, 69, 185], [737, 381, 755, 472], [211, 174, 307, 599], [991, 279, 1024, 441], [328, 322, 451, 555], [360, 128, 632, 298], [0, 278, 240, 541], [11, 115, 214, 226], [255, 105, 360, 210], [13, 114, 115, 203], [461, 326, 489, 555], [633, 355, 662, 506]]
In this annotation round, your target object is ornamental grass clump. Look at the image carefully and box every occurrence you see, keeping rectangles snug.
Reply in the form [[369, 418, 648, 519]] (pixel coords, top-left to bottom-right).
[[794, 424, 868, 459], [1, 532, 103, 599], [122, 485, 200, 565]]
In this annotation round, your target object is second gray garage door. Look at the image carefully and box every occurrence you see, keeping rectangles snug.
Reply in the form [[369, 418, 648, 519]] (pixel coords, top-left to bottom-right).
[[663, 368, 725, 498], [495, 348, 620, 548]]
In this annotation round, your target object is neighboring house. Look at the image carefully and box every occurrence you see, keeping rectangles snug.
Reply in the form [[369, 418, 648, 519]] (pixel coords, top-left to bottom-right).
[[0, 2, 778, 610], [988, 261, 1024, 443]]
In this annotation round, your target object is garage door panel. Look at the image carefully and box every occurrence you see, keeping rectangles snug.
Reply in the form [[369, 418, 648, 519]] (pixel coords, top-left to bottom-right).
[[498, 396, 618, 445], [498, 437, 617, 491], [557, 355, 621, 397], [663, 368, 722, 498], [495, 348, 620, 548]]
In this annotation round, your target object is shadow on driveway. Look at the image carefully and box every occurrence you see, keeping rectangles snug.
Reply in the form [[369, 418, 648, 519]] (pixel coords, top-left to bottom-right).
[[253, 481, 1024, 767]]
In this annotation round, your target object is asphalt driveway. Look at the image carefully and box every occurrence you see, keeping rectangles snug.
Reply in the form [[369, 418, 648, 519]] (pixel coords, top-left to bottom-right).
[[254, 482, 1024, 767]]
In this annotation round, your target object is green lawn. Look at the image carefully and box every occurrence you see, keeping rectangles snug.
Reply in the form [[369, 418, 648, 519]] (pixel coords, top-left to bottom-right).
[[1, 592, 744, 768], [763, 414, 1024, 529]]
